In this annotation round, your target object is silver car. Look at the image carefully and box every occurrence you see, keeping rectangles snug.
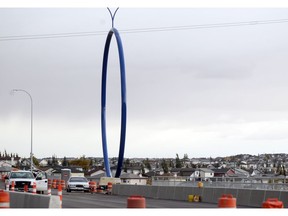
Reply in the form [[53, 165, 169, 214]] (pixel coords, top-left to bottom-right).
[[66, 176, 90, 192]]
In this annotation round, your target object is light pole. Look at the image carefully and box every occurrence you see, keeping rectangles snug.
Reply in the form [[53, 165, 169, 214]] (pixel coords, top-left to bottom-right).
[[11, 89, 33, 172]]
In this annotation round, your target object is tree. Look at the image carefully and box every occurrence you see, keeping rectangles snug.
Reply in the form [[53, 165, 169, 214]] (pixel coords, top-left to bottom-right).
[[123, 158, 130, 173], [169, 159, 174, 168], [62, 156, 69, 166], [143, 158, 152, 171], [32, 156, 39, 166], [69, 156, 90, 171], [161, 159, 169, 173], [175, 153, 182, 168], [51, 155, 58, 166], [141, 164, 145, 174]]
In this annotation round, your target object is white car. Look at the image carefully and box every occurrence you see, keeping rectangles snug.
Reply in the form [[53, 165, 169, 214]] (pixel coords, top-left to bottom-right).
[[6, 170, 36, 192], [33, 170, 48, 194], [66, 176, 90, 192]]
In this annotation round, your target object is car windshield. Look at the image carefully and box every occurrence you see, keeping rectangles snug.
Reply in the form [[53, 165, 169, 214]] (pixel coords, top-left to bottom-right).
[[69, 177, 87, 182], [10, 172, 34, 179]]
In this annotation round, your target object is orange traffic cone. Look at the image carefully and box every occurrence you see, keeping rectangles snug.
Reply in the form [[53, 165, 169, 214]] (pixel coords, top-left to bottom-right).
[[11, 181, 15, 191]]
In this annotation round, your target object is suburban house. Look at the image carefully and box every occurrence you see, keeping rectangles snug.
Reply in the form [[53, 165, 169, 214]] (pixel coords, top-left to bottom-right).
[[38, 159, 49, 167], [120, 173, 148, 185], [212, 168, 234, 177], [199, 168, 214, 180]]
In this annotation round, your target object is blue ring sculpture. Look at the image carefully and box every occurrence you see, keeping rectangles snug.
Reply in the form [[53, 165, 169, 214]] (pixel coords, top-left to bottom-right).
[[101, 27, 127, 178]]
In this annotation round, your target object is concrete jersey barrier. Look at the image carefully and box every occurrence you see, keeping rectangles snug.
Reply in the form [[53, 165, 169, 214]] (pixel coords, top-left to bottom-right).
[[9, 191, 61, 208], [112, 184, 288, 208]]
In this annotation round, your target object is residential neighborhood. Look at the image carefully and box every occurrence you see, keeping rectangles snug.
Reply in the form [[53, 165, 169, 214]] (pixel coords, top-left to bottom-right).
[[1, 151, 287, 185]]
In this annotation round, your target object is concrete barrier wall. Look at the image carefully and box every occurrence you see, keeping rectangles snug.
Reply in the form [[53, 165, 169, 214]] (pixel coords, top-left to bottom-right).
[[112, 184, 288, 208], [9, 191, 61, 208]]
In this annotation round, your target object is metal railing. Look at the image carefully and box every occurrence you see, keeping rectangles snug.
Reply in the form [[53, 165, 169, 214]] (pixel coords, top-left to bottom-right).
[[151, 176, 288, 190]]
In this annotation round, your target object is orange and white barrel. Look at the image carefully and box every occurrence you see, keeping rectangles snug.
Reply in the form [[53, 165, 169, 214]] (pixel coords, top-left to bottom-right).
[[262, 198, 284, 208], [24, 184, 28, 193], [47, 187, 51, 196], [32, 182, 37, 194], [5, 181, 9, 191], [89, 181, 96, 193], [58, 184, 62, 208], [48, 179, 52, 189], [0, 190, 10, 208], [61, 180, 66, 190], [52, 179, 57, 189], [11, 181, 15, 191], [218, 194, 237, 208], [107, 182, 113, 194], [127, 196, 146, 208]]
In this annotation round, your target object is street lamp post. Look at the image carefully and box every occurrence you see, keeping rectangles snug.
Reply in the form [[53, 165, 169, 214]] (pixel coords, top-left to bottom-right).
[[11, 89, 33, 172]]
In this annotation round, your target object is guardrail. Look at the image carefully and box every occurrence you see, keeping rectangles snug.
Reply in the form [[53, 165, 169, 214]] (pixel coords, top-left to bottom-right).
[[151, 176, 288, 190]]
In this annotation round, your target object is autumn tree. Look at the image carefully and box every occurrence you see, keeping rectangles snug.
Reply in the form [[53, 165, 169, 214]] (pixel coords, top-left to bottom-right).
[[69, 156, 90, 171], [32, 156, 39, 166]]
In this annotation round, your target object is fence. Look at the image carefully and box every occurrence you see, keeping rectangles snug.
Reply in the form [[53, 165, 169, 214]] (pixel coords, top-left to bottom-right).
[[151, 176, 288, 190]]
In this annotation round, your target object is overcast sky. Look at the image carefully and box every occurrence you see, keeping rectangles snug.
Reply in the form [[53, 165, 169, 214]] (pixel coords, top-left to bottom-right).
[[1, 4, 288, 159]]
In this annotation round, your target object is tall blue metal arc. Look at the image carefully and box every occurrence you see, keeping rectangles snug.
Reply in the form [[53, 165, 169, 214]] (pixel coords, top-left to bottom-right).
[[101, 27, 127, 178]]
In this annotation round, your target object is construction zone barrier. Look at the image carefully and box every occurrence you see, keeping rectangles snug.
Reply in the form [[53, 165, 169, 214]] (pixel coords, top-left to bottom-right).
[[262, 198, 284, 208], [107, 182, 112, 194], [188, 194, 202, 202], [0, 190, 10, 208], [198, 182, 203, 188], [127, 195, 146, 208], [218, 194, 237, 208], [52, 179, 57, 189], [47, 187, 51, 196], [32, 182, 37, 194], [24, 185, 28, 193], [5, 181, 9, 191], [1, 175, 5, 182], [57, 179, 61, 188], [89, 181, 97, 193], [11, 181, 15, 192], [48, 179, 52, 189], [61, 180, 66, 190], [97, 186, 104, 194], [58, 184, 62, 208]]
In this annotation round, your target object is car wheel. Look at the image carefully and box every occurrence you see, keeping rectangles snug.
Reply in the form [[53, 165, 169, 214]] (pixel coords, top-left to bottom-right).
[[67, 188, 71, 192]]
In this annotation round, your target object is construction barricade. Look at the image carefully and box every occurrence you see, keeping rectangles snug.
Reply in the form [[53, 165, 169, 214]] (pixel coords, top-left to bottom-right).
[[61, 180, 66, 190], [48, 179, 52, 189], [32, 182, 37, 194], [24, 185, 28, 193], [262, 198, 284, 208], [10, 181, 15, 192], [188, 194, 202, 202], [52, 179, 57, 189], [106, 182, 113, 194], [5, 181, 9, 191], [218, 194, 237, 208], [0, 190, 10, 208], [127, 195, 146, 208], [58, 184, 62, 208], [89, 181, 97, 194]]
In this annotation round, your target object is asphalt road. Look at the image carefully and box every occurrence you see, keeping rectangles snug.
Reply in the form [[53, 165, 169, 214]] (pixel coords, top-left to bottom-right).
[[1, 181, 250, 208], [59, 190, 218, 208]]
